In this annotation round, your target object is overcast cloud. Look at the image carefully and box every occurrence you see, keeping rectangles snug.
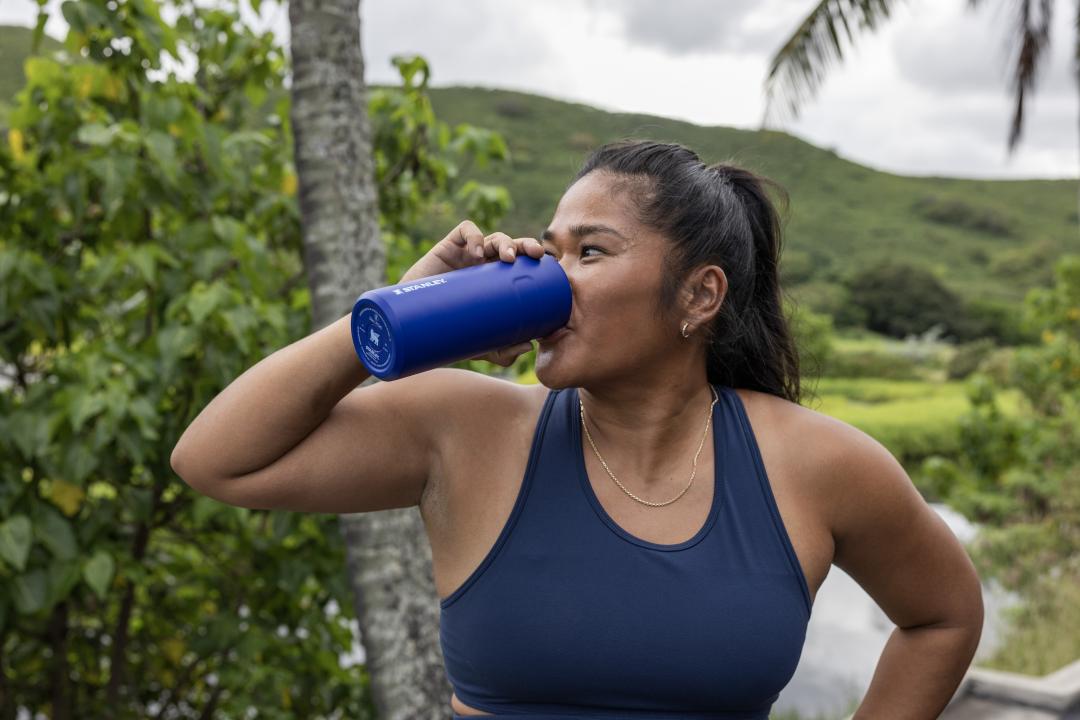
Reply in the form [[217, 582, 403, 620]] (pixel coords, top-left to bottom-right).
[[1, 0, 1075, 179]]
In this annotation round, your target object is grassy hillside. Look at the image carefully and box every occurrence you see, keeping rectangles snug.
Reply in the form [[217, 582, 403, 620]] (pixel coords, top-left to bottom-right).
[[413, 86, 1076, 309], [0, 25, 63, 122]]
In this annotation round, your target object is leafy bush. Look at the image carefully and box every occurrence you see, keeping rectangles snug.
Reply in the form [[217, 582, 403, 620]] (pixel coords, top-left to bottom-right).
[[845, 260, 966, 340], [976, 346, 1015, 384], [0, 1, 512, 717], [819, 349, 921, 380], [789, 301, 834, 381], [947, 338, 998, 380], [917, 255, 1080, 674], [494, 98, 532, 119], [790, 281, 867, 329], [912, 195, 1014, 237], [950, 296, 1034, 345], [989, 240, 1058, 288]]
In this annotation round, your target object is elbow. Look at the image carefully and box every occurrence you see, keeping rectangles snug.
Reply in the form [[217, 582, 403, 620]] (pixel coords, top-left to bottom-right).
[[170, 438, 193, 483], [170, 439, 213, 494]]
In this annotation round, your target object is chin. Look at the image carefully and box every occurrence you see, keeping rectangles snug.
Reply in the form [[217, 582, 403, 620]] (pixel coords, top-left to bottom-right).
[[532, 356, 577, 390]]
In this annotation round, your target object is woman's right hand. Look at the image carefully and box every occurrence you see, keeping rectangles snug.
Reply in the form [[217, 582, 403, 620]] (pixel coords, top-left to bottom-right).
[[400, 220, 546, 367], [398, 219, 545, 284]]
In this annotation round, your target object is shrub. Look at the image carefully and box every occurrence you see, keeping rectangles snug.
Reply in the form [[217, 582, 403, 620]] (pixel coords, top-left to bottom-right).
[[947, 338, 998, 380], [912, 195, 1015, 237], [494, 98, 532, 119], [819, 349, 921, 380], [845, 260, 966, 340]]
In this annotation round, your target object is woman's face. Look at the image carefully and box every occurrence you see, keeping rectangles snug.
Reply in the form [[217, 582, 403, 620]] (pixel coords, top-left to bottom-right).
[[534, 171, 680, 387]]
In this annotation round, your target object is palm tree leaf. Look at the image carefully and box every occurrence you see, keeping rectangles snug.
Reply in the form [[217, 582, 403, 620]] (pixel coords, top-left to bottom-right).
[[763, 0, 905, 125], [1005, 0, 1053, 151]]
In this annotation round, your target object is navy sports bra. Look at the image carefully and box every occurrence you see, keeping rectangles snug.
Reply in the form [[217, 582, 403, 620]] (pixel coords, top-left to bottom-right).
[[439, 384, 813, 719]]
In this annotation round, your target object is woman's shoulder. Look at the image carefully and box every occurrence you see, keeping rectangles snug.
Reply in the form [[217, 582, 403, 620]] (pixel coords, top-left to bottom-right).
[[744, 385, 915, 537], [734, 384, 870, 457]]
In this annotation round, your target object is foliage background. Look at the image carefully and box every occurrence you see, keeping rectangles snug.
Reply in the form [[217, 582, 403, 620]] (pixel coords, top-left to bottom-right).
[[0, 1, 509, 716]]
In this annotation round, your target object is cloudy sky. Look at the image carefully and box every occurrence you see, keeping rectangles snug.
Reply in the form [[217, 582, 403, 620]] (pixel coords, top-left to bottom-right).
[[2, 0, 1075, 179]]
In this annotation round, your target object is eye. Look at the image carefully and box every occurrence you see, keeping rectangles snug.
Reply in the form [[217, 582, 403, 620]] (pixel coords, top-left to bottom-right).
[[545, 246, 603, 258]]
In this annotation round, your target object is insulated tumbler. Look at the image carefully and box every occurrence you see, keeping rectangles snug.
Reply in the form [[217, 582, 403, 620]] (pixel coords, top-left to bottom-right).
[[350, 253, 572, 380]]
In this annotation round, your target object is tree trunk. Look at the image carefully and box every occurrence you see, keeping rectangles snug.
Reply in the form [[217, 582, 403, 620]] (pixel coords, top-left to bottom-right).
[[286, 1, 450, 717]]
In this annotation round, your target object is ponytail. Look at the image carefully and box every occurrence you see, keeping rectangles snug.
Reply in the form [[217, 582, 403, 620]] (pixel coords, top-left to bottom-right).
[[705, 164, 802, 404], [572, 140, 803, 404]]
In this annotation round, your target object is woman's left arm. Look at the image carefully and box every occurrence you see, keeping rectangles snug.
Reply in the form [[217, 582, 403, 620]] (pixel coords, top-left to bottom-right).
[[825, 427, 985, 720]]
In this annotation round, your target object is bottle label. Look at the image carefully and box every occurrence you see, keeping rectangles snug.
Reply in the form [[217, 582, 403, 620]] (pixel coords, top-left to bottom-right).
[[356, 307, 392, 370], [392, 278, 447, 295]]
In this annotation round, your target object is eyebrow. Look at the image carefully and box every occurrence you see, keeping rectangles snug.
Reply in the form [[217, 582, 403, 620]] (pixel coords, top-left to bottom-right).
[[541, 223, 629, 246]]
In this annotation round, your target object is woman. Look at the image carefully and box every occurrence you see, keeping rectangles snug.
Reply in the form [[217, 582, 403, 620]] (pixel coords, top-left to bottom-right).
[[172, 140, 985, 719]]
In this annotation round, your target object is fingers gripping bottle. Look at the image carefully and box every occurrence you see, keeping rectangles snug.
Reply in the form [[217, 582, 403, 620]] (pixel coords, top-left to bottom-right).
[[350, 254, 571, 381]]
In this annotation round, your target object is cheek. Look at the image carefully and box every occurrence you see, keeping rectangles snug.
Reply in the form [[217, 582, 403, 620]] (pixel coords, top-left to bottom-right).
[[585, 293, 658, 337]]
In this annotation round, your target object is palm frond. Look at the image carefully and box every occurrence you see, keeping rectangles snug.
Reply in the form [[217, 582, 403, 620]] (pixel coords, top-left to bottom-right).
[[762, 0, 904, 127], [1004, 0, 1054, 152]]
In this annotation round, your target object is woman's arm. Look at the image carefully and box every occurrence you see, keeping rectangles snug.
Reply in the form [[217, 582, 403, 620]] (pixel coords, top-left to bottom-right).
[[170, 311, 369, 485], [824, 425, 985, 719]]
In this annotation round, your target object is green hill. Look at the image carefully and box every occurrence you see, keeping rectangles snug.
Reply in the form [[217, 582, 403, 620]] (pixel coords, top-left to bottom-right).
[[3, 23, 1074, 317], [414, 85, 1075, 311]]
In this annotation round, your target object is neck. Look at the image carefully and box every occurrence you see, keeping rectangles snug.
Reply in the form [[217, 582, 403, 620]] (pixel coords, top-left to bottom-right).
[[578, 376, 716, 489]]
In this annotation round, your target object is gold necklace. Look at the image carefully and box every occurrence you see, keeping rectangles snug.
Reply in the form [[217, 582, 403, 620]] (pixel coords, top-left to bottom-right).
[[579, 385, 718, 508]]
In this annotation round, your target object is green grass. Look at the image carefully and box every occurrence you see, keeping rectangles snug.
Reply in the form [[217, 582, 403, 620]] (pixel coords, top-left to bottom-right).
[[977, 563, 1080, 677], [802, 376, 1024, 468]]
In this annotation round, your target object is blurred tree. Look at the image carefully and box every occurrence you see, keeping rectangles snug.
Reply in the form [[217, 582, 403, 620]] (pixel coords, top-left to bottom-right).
[[0, 0, 509, 716]]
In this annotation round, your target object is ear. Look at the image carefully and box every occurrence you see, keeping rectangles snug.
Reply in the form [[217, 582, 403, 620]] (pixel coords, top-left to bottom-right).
[[683, 264, 727, 327]]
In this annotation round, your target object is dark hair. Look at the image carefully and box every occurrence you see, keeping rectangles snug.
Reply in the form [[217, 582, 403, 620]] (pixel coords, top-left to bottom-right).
[[572, 139, 804, 405]]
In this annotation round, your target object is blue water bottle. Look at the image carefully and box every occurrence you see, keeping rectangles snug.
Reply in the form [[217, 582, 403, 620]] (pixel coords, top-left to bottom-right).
[[350, 254, 571, 381]]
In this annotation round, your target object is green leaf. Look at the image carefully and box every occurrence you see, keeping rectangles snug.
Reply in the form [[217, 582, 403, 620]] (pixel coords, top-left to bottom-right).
[[187, 281, 231, 324], [191, 495, 225, 529], [145, 130, 178, 183], [156, 324, 198, 362], [60, 0, 109, 33], [69, 390, 107, 433], [128, 396, 159, 441], [271, 511, 295, 542], [23, 56, 62, 88], [222, 130, 272, 151], [34, 508, 78, 560], [77, 123, 118, 147], [46, 559, 83, 607], [9, 410, 50, 459], [156, 323, 198, 381], [12, 569, 48, 614], [87, 156, 136, 219], [83, 551, 115, 601], [0, 515, 33, 572], [221, 306, 255, 354], [129, 245, 157, 285], [210, 215, 245, 244]]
